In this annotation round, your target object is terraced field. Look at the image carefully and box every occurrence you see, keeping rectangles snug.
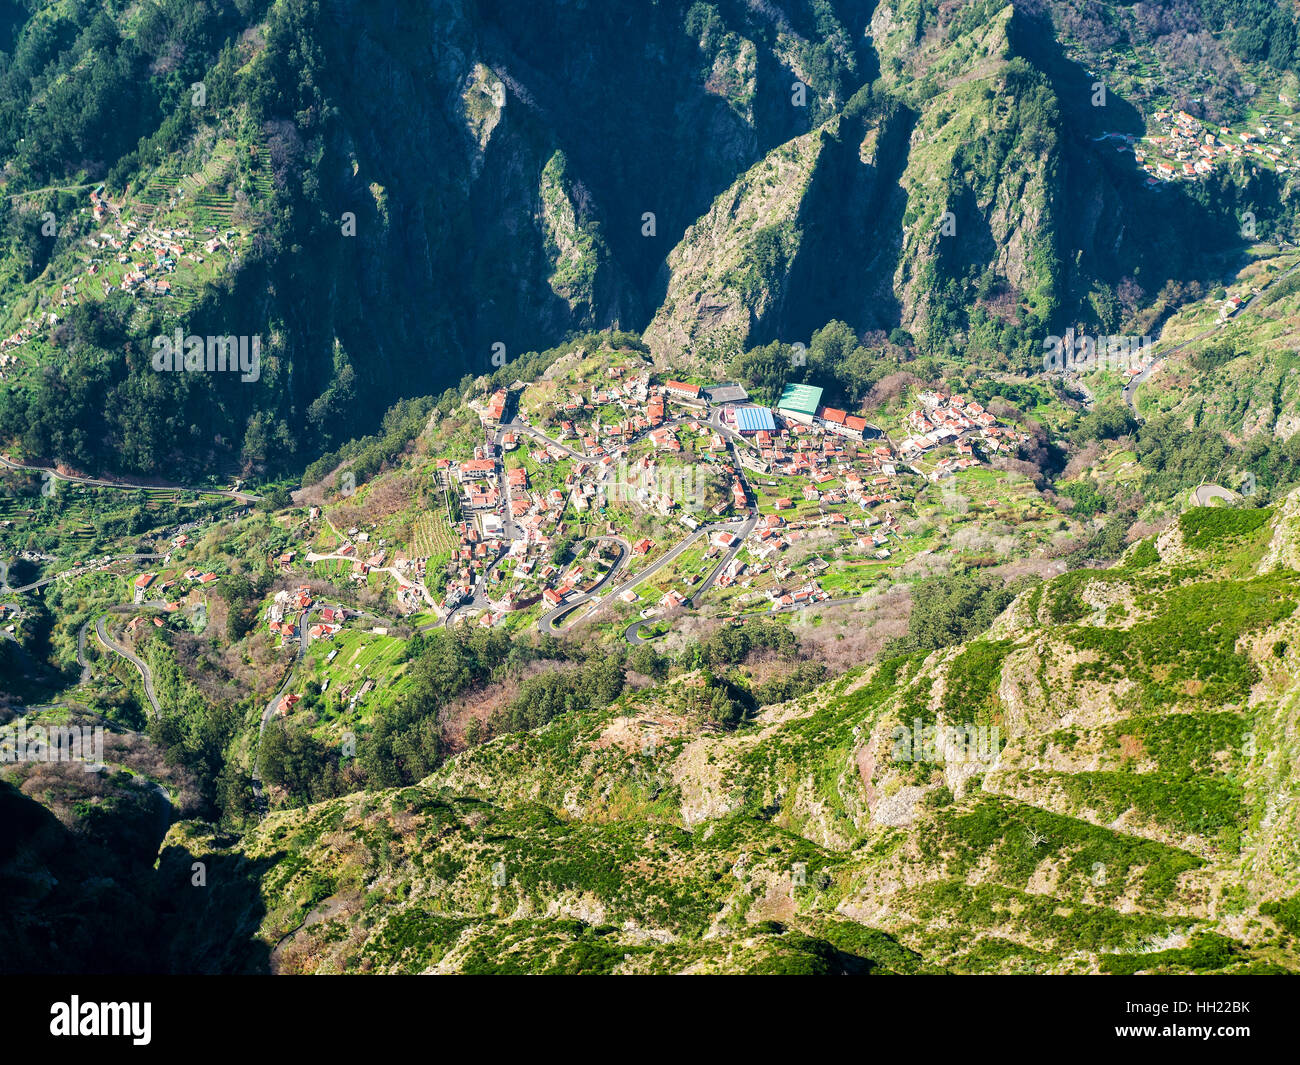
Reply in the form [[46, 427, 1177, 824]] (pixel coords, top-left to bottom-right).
[[411, 510, 456, 559], [302, 628, 415, 731]]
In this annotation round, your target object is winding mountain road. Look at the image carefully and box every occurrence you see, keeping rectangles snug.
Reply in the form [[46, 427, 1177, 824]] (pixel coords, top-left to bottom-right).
[[92, 605, 165, 715], [539, 445, 759, 633], [251, 606, 317, 810], [1123, 250, 1300, 413], [0, 454, 259, 502], [536, 535, 634, 632], [2, 553, 162, 595]]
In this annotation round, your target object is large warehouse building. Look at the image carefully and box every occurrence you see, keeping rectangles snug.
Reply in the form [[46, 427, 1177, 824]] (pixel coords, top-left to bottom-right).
[[776, 383, 824, 425]]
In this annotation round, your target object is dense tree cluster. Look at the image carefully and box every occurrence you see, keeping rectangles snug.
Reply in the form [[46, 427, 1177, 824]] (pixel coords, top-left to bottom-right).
[[885, 572, 1028, 656]]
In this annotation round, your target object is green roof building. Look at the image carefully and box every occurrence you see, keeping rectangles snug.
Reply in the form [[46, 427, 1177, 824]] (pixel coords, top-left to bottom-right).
[[777, 383, 824, 424]]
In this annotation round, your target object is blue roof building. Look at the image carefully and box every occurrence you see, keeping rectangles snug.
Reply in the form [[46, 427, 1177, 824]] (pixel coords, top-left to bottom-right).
[[735, 406, 776, 433]]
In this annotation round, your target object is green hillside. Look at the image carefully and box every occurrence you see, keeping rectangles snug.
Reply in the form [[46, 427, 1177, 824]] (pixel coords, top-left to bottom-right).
[[138, 496, 1300, 973]]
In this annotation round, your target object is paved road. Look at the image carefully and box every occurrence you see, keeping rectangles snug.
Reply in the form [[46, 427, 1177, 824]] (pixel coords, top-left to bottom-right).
[[305, 549, 438, 611], [621, 591, 870, 644], [5, 181, 95, 202], [251, 607, 316, 810], [624, 619, 658, 644], [492, 423, 525, 540], [690, 513, 758, 606], [541, 514, 756, 633], [75, 620, 91, 684], [86, 595, 216, 716], [0, 454, 259, 502], [537, 535, 632, 632], [537, 428, 760, 634], [443, 401, 761, 638], [541, 528, 709, 631], [690, 436, 759, 606], [1191, 483, 1238, 507], [440, 548, 512, 628], [1, 553, 162, 595], [1123, 250, 1300, 413], [95, 613, 161, 714], [502, 420, 588, 462]]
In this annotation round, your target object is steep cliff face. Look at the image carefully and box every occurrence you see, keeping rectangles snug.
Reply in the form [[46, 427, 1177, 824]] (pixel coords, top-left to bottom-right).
[[643, 98, 917, 365], [537, 150, 637, 332], [642, 124, 829, 365], [0, 0, 865, 474], [0, 0, 1278, 475], [639, 0, 1248, 367], [887, 6, 1063, 345]]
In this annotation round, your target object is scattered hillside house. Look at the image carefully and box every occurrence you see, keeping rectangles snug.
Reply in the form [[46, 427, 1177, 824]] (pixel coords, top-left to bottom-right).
[[632, 538, 653, 556], [485, 389, 508, 423], [649, 427, 679, 450], [542, 587, 564, 607]]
